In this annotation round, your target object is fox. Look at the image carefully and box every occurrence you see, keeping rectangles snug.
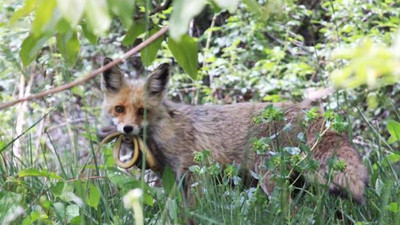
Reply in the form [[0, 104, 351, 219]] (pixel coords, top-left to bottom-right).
[[99, 58, 368, 203]]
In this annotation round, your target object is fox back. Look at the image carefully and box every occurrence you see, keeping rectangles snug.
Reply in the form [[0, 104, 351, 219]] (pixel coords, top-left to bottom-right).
[[101, 60, 368, 203]]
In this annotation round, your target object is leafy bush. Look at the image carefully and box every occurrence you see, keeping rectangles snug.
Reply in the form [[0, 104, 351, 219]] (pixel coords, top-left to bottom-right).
[[0, 0, 400, 224]]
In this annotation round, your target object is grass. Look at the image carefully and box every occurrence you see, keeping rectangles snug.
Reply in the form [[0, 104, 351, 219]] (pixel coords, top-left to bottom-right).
[[0, 103, 400, 225]]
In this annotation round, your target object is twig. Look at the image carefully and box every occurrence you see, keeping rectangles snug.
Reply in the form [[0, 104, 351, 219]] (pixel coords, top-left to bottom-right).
[[13, 72, 34, 159], [0, 26, 169, 111], [66, 176, 106, 183], [134, 0, 172, 20]]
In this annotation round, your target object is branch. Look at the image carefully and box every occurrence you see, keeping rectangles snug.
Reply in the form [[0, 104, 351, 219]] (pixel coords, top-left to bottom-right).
[[0, 26, 169, 111], [134, 0, 172, 20]]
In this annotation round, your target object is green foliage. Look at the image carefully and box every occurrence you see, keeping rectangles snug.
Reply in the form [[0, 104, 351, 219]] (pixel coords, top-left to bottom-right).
[[1, 0, 400, 224], [140, 28, 163, 66], [167, 34, 198, 79], [122, 20, 145, 46], [169, 0, 207, 41], [387, 120, 400, 144], [19, 34, 51, 67], [306, 107, 320, 122], [56, 30, 80, 65], [8, 0, 246, 72], [331, 39, 400, 89], [253, 105, 284, 124]]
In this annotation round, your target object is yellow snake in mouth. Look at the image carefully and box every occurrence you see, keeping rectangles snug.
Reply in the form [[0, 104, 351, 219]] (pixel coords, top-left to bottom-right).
[[98, 131, 157, 170]]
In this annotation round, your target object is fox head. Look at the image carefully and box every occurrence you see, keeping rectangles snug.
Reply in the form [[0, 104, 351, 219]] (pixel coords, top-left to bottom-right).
[[101, 58, 170, 135]]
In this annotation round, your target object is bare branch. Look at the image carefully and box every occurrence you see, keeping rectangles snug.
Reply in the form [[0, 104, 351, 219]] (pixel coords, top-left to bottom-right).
[[0, 26, 169, 111]]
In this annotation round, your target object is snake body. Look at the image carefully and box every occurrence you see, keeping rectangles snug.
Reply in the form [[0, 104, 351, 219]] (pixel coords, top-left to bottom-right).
[[99, 132, 157, 170]]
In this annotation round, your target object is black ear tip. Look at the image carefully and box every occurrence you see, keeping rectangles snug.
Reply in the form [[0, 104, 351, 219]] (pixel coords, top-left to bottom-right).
[[157, 63, 170, 72], [103, 57, 113, 66]]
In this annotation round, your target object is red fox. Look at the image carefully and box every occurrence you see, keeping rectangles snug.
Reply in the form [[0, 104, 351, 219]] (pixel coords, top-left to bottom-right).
[[100, 58, 368, 203]]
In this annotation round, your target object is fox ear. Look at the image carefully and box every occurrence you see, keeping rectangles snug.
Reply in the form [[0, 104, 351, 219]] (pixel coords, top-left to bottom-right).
[[101, 57, 125, 93], [145, 63, 170, 97]]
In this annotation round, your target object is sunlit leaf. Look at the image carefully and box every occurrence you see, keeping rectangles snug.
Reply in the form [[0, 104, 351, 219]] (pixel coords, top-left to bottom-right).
[[18, 168, 47, 177], [214, 0, 239, 13], [10, 0, 38, 24], [167, 34, 198, 79], [387, 202, 399, 213], [331, 39, 400, 89], [383, 153, 400, 168], [169, 0, 207, 40], [85, 0, 111, 36], [122, 20, 145, 46], [56, 0, 85, 27], [387, 120, 400, 144], [18, 168, 62, 179], [141, 28, 164, 66], [57, 30, 80, 65], [66, 204, 80, 221], [367, 92, 379, 110], [143, 193, 153, 206], [32, 0, 57, 36], [107, 0, 135, 29], [20, 34, 52, 67]]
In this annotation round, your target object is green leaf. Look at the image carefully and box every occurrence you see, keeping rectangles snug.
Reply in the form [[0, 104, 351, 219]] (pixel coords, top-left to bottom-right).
[[66, 204, 80, 221], [81, 22, 98, 45], [387, 120, 400, 144], [169, 0, 207, 40], [383, 153, 400, 168], [243, 0, 263, 18], [56, 30, 80, 65], [367, 92, 379, 110], [53, 202, 65, 218], [86, 183, 101, 210], [0, 44, 26, 76], [32, 0, 57, 36], [122, 20, 145, 46], [56, 0, 85, 27], [214, 0, 240, 13], [387, 153, 400, 164], [386, 202, 399, 213], [167, 34, 198, 79], [10, 0, 38, 24], [141, 28, 164, 66], [85, 0, 111, 36], [50, 182, 65, 196], [107, 0, 135, 29], [162, 167, 175, 195], [18, 168, 48, 177], [20, 33, 51, 67], [0, 141, 6, 153], [70, 215, 83, 225], [143, 192, 154, 206], [18, 168, 62, 179]]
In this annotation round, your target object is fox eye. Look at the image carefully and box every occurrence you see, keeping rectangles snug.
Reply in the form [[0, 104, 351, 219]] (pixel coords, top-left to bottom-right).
[[115, 106, 125, 113], [138, 108, 145, 116]]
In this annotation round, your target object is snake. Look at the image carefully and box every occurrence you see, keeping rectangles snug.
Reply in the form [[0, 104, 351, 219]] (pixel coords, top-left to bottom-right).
[[98, 132, 157, 170]]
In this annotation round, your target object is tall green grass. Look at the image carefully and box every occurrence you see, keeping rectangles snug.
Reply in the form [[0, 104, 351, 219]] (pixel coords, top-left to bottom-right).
[[0, 105, 400, 225]]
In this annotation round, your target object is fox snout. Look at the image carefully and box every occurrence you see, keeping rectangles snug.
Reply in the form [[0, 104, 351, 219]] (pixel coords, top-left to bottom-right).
[[123, 125, 134, 133], [116, 123, 141, 135]]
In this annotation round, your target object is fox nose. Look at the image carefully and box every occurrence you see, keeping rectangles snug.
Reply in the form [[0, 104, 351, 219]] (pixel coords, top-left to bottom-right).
[[123, 125, 133, 134]]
